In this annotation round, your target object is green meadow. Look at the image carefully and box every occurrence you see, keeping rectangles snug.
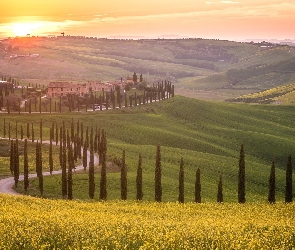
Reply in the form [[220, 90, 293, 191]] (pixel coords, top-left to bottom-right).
[[1, 95, 294, 202]]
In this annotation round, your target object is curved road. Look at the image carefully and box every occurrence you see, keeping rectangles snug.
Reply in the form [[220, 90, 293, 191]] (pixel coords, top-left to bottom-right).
[[0, 139, 99, 196]]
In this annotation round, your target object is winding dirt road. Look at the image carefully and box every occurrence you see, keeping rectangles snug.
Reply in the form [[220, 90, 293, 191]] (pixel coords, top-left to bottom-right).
[[0, 139, 99, 196]]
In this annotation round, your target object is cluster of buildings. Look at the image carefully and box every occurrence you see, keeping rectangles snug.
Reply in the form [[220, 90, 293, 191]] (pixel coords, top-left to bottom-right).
[[46, 76, 139, 98]]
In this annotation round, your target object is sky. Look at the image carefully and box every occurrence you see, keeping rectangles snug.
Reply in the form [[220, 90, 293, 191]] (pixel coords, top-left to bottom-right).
[[0, 0, 295, 40]]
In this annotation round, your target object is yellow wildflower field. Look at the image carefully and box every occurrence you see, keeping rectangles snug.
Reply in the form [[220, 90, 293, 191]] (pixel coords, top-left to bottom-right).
[[0, 194, 295, 249]]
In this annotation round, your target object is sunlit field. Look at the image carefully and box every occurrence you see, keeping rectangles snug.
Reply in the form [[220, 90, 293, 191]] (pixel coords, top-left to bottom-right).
[[1, 194, 295, 249]]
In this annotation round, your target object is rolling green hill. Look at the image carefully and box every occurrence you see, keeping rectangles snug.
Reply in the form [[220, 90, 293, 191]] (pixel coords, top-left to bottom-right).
[[227, 82, 295, 104], [1, 96, 294, 202], [1, 37, 295, 101]]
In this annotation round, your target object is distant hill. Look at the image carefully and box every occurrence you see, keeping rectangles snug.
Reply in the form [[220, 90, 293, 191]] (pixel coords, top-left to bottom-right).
[[227, 82, 295, 104], [0, 36, 295, 101]]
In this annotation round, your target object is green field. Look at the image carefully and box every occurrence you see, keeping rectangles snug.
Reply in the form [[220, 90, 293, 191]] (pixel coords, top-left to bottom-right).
[[1, 96, 294, 202]]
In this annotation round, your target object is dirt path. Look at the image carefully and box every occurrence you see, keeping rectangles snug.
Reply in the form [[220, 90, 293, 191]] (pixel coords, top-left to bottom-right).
[[0, 139, 99, 196]]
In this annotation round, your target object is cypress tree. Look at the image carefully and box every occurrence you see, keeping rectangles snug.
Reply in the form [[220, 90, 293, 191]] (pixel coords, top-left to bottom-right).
[[39, 95, 41, 113], [39, 174, 44, 196], [68, 145, 73, 200], [51, 122, 54, 142], [71, 118, 74, 142], [83, 141, 87, 170], [3, 118, 6, 138], [90, 126, 94, 152], [88, 150, 95, 199], [238, 144, 246, 203], [13, 140, 19, 188], [62, 133, 67, 198], [86, 126, 89, 149], [31, 122, 34, 142], [121, 150, 127, 200], [73, 133, 78, 162], [35, 141, 42, 177], [40, 119, 42, 143], [155, 144, 162, 202], [24, 139, 29, 191], [136, 153, 143, 201], [59, 127, 63, 167], [80, 123, 84, 145], [9, 140, 14, 174], [15, 121, 18, 139], [285, 155, 293, 203], [8, 122, 10, 140], [27, 122, 30, 139], [20, 125, 23, 140], [268, 158, 276, 204], [49, 137, 53, 174], [178, 157, 184, 203], [55, 123, 58, 145], [195, 168, 201, 203], [99, 131, 107, 200], [217, 174, 223, 203]]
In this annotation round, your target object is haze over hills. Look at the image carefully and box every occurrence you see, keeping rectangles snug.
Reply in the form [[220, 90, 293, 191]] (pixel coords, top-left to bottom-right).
[[1, 36, 295, 101]]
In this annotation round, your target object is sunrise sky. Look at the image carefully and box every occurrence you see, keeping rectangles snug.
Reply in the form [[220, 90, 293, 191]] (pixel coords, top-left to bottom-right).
[[0, 0, 294, 40]]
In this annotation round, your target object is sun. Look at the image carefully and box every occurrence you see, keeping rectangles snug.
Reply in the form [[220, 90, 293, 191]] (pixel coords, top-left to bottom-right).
[[12, 22, 42, 37]]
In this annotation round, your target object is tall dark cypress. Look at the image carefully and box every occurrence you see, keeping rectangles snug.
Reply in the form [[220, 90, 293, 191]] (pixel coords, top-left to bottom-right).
[[90, 126, 94, 152], [88, 150, 95, 199], [83, 141, 87, 170], [99, 130, 107, 201], [24, 139, 29, 191], [68, 145, 73, 200], [26, 122, 30, 139], [3, 118, 6, 138], [40, 119, 42, 143], [121, 150, 127, 200], [285, 155, 293, 203], [8, 122, 11, 140], [268, 158, 276, 204], [59, 127, 63, 167], [15, 121, 18, 139], [49, 137, 53, 174], [217, 174, 223, 203], [9, 140, 14, 174], [36, 141, 40, 177], [35, 141, 43, 196], [31, 122, 34, 142], [86, 126, 89, 149], [55, 123, 58, 145], [155, 144, 162, 202], [61, 126, 67, 198], [238, 144, 246, 203], [195, 168, 201, 203], [136, 153, 143, 201], [178, 157, 184, 203], [13, 139, 19, 188], [20, 125, 23, 140], [39, 174, 44, 196]]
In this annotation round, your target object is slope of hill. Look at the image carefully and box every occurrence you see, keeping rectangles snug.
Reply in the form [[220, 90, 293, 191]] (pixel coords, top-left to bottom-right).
[[1, 36, 295, 101], [227, 82, 295, 104], [1, 96, 294, 202]]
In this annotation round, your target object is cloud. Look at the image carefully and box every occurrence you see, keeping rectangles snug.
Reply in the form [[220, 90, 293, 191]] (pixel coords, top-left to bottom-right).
[[206, 0, 240, 4]]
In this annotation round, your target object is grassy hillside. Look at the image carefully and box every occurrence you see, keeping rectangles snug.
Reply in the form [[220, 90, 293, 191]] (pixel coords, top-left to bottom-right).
[[227, 82, 295, 104], [1, 96, 294, 202], [1, 37, 295, 100]]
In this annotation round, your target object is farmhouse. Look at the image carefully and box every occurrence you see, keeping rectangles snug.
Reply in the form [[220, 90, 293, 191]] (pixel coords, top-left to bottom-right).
[[46, 80, 123, 98]]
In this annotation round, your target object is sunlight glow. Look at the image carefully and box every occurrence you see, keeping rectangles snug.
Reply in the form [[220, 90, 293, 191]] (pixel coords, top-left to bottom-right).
[[12, 22, 43, 36]]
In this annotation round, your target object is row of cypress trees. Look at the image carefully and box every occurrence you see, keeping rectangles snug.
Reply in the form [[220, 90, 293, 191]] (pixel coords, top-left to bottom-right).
[[7, 118, 108, 200], [6, 121, 294, 203]]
